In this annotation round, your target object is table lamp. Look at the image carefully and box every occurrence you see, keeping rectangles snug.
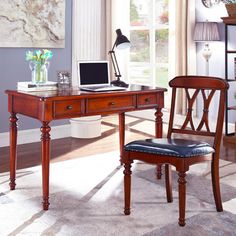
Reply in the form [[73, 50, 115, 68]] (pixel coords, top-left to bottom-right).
[[193, 21, 220, 76], [109, 29, 131, 87]]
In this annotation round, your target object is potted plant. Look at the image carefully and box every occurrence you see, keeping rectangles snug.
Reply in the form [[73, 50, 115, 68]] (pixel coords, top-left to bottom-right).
[[222, 0, 236, 16]]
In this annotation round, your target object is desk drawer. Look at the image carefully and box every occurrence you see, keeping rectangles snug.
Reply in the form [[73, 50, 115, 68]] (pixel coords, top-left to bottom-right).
[[87, 95, 136, 114], [137, 93, 158, 108], [53, 100, 83, 118]]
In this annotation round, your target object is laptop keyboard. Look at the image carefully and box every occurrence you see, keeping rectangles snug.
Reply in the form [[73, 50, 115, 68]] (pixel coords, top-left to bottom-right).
[[85, 85, 111, 90], [80, 85, 126, 92]]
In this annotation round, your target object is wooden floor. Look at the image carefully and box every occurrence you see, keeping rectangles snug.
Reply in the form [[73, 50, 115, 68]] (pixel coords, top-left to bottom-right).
[[1, 115, 236, 173]]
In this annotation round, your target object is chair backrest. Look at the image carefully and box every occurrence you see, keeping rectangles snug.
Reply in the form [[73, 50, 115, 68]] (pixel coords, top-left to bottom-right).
[[167, 76, 229, 151]]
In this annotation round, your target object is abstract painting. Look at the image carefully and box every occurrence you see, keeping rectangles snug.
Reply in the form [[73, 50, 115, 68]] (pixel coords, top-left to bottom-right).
[[0, 0, 65, 48]]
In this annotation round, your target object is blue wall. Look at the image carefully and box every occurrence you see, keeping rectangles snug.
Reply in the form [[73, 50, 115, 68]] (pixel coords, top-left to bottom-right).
[[0, 1, 72, 132]]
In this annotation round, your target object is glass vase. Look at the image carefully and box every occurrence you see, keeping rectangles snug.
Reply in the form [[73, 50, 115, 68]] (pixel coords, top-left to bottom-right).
[[29, 61, 49, 84]]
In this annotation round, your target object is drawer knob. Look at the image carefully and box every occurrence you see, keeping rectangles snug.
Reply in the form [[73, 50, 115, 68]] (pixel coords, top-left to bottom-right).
[[66, 105, 73, 110], [109, 102, 115, 106], [145, 98, 150, 103]]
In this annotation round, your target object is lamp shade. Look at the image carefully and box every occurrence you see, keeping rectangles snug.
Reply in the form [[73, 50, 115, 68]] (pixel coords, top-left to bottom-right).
[[115, 29, 131, 49], [193, 22, 220, 42]]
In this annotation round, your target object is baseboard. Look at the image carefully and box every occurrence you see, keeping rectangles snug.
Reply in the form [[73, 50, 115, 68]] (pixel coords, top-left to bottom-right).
[[0, 124, 71, 148]]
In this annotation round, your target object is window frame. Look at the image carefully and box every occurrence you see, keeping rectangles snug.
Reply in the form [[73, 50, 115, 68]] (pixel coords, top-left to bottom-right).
[[128, 0, 170, 88]]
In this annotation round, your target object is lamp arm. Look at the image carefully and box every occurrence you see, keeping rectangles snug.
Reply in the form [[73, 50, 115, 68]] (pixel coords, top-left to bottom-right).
[[111, 39, 117, 51], [109, 50, 121, 80]]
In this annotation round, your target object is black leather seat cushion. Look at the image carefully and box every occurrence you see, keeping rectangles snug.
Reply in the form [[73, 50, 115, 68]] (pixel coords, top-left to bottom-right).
[[125, 138, 214, 158]]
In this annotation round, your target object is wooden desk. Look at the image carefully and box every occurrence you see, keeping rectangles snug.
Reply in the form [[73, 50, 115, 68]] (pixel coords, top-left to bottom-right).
[[6, 85, 166, 210]]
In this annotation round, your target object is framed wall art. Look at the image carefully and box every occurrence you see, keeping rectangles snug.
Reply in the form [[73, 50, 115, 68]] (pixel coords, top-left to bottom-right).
[[0, 0, 65, 48]]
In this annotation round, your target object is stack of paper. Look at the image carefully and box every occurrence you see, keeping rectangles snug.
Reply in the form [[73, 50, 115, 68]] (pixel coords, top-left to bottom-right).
[[17, 81, 58, 92]]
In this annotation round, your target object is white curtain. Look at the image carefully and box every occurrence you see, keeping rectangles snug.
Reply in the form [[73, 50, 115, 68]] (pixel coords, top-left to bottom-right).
[[105, 0, 130, 81], [170, 0, 196, 114], [72, 0, 106, 86]]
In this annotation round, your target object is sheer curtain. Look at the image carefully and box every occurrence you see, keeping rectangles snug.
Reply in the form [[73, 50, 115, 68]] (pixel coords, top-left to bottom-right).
[[170, 0, 196, 114], [105, 0, 130, 82]]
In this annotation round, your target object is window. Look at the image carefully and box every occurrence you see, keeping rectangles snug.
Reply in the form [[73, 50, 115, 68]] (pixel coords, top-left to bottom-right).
[[129, 0, 169, 88]]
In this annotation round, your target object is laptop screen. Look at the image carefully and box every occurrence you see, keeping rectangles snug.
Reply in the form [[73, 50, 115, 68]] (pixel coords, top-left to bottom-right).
[[78, 61, 110, 87]]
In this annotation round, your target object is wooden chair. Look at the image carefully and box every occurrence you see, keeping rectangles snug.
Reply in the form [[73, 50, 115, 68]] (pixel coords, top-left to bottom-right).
[[123, 76, 228, 226]]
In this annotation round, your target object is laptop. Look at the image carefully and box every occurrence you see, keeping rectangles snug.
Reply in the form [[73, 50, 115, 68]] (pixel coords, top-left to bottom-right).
[[77, 60, 126, 92]]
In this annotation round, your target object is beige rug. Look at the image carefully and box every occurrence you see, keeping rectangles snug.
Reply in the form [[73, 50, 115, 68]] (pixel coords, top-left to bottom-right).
[[0, 152, 236, 236]]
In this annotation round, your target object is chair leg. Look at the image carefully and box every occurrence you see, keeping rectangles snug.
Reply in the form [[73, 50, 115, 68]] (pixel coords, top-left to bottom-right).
[[124, 162, 132, 215], [211, 159, 223, 212], [178, 171, 187, 227], [165, 164, 173, 203], [156, 164, 162, 179]]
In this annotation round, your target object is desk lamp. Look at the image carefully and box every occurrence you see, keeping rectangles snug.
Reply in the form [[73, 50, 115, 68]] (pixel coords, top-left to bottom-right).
[[193, 21, 220, 76], [109, 29, 131, 87]]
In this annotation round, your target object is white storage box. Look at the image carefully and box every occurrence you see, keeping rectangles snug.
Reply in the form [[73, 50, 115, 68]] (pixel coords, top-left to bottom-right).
[[70, 116, 101, 138]]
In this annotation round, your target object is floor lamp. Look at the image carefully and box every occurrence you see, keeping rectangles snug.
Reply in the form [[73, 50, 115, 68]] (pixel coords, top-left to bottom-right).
[[193, 21, 220, 76], [109, 29, 131, 87]]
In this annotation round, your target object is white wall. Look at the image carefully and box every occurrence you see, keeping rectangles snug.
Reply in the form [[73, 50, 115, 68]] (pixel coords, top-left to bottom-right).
[[196, 1, 236, 124]]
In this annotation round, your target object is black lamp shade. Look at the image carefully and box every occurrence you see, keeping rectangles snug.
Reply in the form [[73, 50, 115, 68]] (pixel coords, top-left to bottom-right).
[[115, 29, 131, 49]]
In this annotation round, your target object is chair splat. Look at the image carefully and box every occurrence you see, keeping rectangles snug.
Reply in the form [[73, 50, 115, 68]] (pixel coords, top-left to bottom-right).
[[181, 88, 199, 131], [196, 89, 215, 133]]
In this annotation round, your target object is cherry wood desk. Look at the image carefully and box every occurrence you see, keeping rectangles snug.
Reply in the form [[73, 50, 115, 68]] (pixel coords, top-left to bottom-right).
[[6, 85, 166, 210]]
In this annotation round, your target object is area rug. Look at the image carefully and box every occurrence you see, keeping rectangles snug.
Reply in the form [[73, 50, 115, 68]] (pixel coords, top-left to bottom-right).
[[137, 162, 236, 204], [144, 212, 236, 236], [0, 152, 236, 236]]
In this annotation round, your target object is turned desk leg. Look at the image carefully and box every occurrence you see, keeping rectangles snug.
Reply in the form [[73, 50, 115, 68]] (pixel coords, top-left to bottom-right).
[[155, 107, 163, 179], [119, 113, 125, 164], [9, 113, 18, 190], [41, 122, 51, 210]]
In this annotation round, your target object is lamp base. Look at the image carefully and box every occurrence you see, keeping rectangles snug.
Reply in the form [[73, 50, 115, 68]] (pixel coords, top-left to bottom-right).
[[111, 79, 129, 88]]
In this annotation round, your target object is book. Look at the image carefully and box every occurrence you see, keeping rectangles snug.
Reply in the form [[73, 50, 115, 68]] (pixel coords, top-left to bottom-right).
[[17, 86, 58, 92], [17, 81, 58, 92], [17, 81, 58, 88]]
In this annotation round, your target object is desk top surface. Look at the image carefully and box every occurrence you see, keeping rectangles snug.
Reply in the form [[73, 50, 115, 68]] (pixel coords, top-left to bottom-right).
[[6, 84, 167, 100]]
